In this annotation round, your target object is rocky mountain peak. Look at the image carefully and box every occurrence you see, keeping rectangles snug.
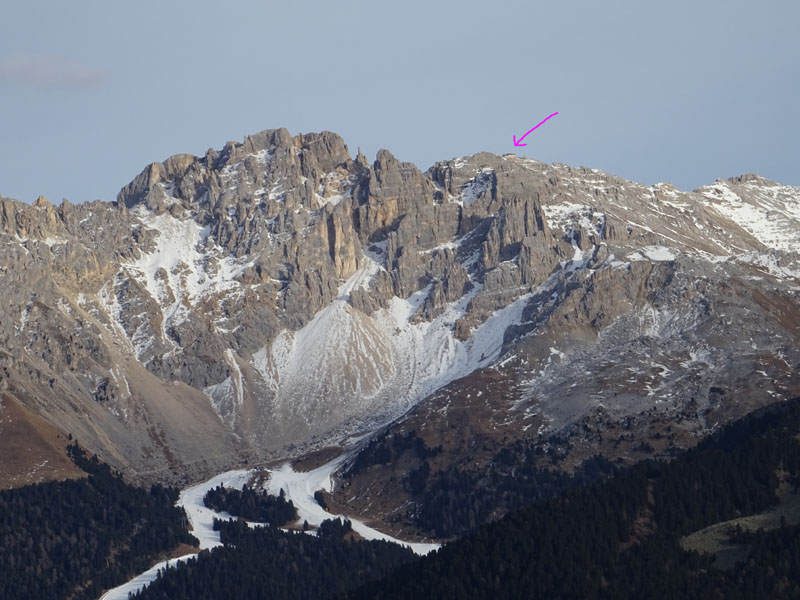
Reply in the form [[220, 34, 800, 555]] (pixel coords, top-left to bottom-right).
[[117, 128, 355, 216], [725, 173, 775, 186], [1, 127, 798, 488]]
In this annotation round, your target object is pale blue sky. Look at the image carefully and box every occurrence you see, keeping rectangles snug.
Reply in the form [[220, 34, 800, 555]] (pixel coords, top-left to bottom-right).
[[1, 0, 797, 204]]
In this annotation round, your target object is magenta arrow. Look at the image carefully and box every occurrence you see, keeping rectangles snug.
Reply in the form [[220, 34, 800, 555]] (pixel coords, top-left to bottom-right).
[[513, 112, 559, 147]]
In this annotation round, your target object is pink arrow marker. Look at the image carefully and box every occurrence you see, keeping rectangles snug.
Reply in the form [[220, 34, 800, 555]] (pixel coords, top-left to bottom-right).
[[513, 112, 559, 147]]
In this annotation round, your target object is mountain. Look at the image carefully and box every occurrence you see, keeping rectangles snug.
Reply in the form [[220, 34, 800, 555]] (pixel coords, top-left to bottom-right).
[[0, 128, 798, 494]]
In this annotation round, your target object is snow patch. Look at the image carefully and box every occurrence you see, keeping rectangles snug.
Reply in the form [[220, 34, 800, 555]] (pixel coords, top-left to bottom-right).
[[629, 245, 677, 262], [699, 180, 800, 254], [735, 251, 800, 280], [459, 168, 494, 206], [542, 202, 593, 233], [123, 212, 254, 348]]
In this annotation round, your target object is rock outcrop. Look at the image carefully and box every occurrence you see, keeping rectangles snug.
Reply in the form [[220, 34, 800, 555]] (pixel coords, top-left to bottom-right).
[[1, 128, 798, 487]]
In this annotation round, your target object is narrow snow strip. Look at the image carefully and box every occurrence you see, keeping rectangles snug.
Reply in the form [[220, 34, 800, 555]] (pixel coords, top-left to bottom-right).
[[177, 469, 254, 549], [265, 458, 440, 556], [103, 458, 439, 599], [98, 470, 252, 599], [98, 556, 193, 600], [225, 349, 245, 407]]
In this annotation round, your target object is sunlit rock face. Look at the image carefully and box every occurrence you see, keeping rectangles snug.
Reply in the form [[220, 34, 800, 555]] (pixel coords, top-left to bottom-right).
[[1, 128, 798, 485]]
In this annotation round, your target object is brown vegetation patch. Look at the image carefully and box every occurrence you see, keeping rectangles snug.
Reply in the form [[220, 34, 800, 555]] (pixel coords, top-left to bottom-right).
[[0, 392, 85, 489], [291, 446, 345, 472], [750, 288, 800, 339], [620, 481, 656, 552], [165, 543, 200, 559]]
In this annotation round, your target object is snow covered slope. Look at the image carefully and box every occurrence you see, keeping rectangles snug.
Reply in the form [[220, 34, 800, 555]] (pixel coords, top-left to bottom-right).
[[698, 175, 800, 254]]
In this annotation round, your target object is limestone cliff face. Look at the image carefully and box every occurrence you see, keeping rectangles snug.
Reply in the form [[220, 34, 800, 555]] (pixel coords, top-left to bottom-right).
[[1, 128, 798, 485]]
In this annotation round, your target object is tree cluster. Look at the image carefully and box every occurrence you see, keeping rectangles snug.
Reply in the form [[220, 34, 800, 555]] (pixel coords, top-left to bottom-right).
[[413, 444, 615, 538], [132, 517, 415, 600], [204, 483, 298, 526], [345, 431, 441, 478], [317, 517, 353, 539], [348, 396, 800, 599], [0, 442, 196, 600]]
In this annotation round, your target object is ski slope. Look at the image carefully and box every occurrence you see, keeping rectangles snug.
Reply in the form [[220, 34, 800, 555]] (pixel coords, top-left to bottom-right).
[[265, 458, 440, 556], [98, 556, 194, 600], [98, 461, 438, 599]]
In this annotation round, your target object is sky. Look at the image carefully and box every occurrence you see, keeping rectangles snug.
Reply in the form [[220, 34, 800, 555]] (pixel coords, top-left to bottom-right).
[[1, 0, 798, 205]]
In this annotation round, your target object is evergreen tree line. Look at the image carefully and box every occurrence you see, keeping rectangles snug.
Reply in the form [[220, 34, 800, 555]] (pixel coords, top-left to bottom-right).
[[347, 397, 800, 599], [131, 517, 415, 600], [599, 523, 800, 599], [345, 431, 442, 479], [316, 517, 354, 539], [204, 483, 298, 526], [413, 452, 616, 538], [343, 424, 623, 539], [10, 395, 800, 600], [0, 442, 196, 600]]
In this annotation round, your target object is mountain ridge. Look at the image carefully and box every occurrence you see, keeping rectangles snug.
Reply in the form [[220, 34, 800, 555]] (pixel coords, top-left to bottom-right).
[[0, 127, 798, 492]]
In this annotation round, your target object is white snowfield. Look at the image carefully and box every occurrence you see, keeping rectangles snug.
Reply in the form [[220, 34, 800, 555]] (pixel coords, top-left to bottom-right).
[[98, 461, 438, 599], [258, 247, 537, 442]]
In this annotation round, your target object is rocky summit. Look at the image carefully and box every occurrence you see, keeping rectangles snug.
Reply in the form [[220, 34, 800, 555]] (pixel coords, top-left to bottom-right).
[[1, 128, 799, 489]]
